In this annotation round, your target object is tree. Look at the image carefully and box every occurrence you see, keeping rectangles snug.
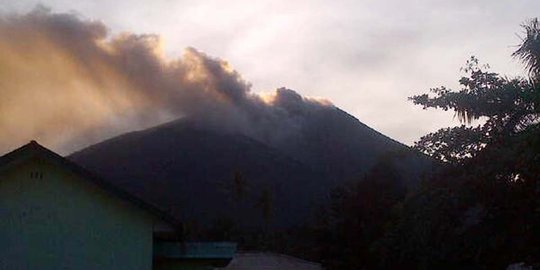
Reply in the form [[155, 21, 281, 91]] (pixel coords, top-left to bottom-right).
[[317, 159, 406, 270], [513, 18, 540, 84], [409, 56, 539, 166], [231, 170, 249, 203], [381, 19, 540, 269], [256, 187, 273, 226]]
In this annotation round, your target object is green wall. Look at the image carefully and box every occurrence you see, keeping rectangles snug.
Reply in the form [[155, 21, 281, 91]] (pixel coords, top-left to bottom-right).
[[0, 157, 155, 270]]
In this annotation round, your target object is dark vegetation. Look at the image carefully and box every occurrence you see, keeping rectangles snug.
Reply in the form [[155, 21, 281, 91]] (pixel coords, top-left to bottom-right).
[[70, 19, 540, 269], [301, 19, 540, 269]]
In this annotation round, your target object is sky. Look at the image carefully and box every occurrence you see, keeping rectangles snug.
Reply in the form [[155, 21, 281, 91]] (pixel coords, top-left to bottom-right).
[[1, 0, 539, 149]]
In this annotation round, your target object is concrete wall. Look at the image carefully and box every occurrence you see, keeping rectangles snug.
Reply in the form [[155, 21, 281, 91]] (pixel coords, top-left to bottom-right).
[[0, 157, 155, 270]]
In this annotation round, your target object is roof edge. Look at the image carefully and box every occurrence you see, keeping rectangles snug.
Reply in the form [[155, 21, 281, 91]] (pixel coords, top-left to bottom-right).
[[0, 141, 182, 229]]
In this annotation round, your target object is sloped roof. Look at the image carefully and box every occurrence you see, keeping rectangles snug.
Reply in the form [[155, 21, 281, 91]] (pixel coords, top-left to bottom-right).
[[216, 252, 324, 270], [0, 141, 182, 228], [155, 241, 237, 260]]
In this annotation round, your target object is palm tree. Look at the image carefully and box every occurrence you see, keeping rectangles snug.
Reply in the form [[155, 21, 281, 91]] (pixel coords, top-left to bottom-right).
[[513, 18, 540, 83], [511, 18, 540, 131]]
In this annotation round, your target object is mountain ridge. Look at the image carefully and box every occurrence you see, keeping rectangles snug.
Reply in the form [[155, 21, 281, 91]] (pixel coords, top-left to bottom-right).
[[69, 107, 433, 230]]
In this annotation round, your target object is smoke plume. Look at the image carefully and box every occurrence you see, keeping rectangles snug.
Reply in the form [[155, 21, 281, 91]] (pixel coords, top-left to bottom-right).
[[0, 8, 332, 154]]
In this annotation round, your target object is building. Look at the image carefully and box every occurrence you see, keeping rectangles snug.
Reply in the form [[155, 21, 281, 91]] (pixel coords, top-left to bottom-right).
[[0, 141, 235, 270], [217, 252, 324, 270]]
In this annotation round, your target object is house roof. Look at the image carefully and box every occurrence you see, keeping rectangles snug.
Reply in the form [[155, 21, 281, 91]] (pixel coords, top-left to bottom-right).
[[216, 252, 324, 270], [0, 141, 182, 229], [154, 241, 237, 260]]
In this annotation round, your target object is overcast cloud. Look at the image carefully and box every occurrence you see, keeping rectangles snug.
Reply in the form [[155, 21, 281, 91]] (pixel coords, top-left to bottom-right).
[[1, 0, 538, 146]]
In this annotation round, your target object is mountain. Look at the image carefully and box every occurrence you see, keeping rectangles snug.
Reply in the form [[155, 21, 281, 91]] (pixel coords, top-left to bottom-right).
[[69, 106, 432, 230]]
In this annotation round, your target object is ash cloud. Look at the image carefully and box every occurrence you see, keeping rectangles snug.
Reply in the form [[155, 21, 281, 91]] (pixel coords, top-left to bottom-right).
[[0, 8, 332, 154]]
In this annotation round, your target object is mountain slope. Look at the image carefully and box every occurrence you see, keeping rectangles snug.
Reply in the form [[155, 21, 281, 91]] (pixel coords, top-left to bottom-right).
[[69, 119, 326, 228], [69, 107, 432, 229]]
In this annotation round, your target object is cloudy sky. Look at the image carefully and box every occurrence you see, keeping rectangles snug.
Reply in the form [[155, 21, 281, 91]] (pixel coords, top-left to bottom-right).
[[1, 0, 538, 146]]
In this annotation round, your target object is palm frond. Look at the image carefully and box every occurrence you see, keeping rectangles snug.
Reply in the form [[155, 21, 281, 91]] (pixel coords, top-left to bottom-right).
[[512, 18, 540, 82]]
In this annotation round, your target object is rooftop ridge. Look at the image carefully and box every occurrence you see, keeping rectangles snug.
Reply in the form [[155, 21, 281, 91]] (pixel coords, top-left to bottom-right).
[[0, 141, 182, 229]]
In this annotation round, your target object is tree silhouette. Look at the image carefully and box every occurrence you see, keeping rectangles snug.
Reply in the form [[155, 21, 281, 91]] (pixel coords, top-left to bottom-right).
[[256, 187, 273, 227], [381, 18, 540, 269], [317, 159, 405, 270], [513, 18, 540, 83], [232, 170, 248, 203], [409, 55, 539, 165]]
